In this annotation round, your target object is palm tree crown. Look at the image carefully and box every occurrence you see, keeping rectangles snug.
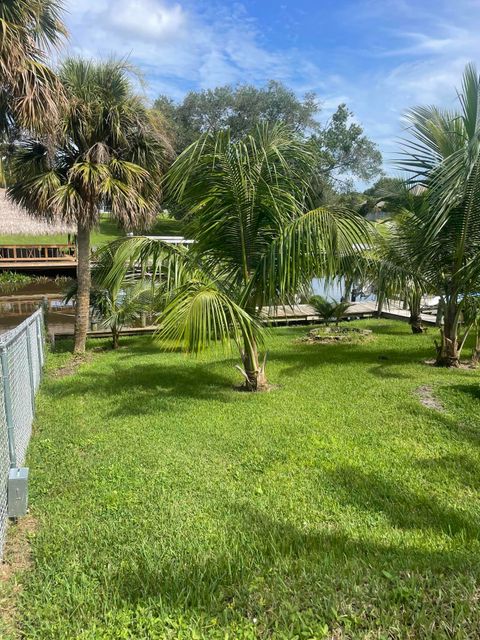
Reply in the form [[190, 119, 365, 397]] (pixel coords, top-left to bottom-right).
[[9, 58, 173, 353], [100, 124, 371, 390], [0, 0, 67, 135]]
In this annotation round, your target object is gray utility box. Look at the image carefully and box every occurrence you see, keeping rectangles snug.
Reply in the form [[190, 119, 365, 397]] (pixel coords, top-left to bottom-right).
[[7, 467, 29, 518]]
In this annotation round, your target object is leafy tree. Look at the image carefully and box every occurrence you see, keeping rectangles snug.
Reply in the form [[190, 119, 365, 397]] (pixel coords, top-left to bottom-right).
[[9, 58, 172, 354], [309, 104, 382, 187], [100, 125, 371, 391], [0, 0, 66, 136], [154, 83, 382, 192], [398, 63, 480, 366], [154, 81, 320, 151]]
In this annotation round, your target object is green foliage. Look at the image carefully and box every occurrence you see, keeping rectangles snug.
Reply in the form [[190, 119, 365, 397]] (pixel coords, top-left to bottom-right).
[[153, 81, 320, 150], [13, 322, 480, 638], [309, 295, 350, 325], [92, 280, 155, 348], [0, 0, 67, 136], [8, 58, 171, 230], [153, 83, 382, 192], [309, 104, 383, 188], [0, 271, 32, 294], [397, 63, 480, 363], [100, 124, 371, 387]]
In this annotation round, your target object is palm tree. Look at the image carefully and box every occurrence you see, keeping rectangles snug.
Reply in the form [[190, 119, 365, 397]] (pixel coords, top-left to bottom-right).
[[0, 0, 66, 135], [309, 296, 350, 326], [399, 63, 480, 366], [100, 125, 371, 390], [9, 58, 172, 353], [366, 186, 430, 334]]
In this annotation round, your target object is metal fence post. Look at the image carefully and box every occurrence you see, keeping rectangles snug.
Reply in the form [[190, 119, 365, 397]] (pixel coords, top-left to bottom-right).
[[0, 346, 17, 469], [25, 326, 35, 413], [37, 314, 44, 369]]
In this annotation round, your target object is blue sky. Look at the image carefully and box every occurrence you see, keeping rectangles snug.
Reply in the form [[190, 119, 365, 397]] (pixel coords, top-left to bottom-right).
[[64, 0, 480, 178]]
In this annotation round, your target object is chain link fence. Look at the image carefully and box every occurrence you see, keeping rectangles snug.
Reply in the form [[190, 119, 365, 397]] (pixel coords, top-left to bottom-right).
[[0, 309, 44, 557]]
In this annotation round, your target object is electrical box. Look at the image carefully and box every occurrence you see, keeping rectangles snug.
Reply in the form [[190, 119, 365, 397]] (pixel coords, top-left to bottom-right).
[[7, 467, 29, 518]]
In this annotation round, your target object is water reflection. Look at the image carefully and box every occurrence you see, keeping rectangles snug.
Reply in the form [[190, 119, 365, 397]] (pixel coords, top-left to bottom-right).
[[0, 280, 75, 336]]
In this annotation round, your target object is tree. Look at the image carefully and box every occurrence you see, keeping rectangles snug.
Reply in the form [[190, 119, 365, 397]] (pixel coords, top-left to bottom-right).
[[100, 125, 371, 391], [399, 63, 480, 366], [309, 104, 382, 187], [91, 280, 154, 350], [9, 58, 172, 354], [367, 184, 431, 334], [0, 0, 66, 136], [309, 296, 350, 326], [154, 81, 320, 151], [462, 296, 480, 366], [153, 83, 383, 192]]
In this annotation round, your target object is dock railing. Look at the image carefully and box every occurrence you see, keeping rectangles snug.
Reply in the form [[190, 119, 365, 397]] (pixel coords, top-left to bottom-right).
[[0, 244, 76, 263]]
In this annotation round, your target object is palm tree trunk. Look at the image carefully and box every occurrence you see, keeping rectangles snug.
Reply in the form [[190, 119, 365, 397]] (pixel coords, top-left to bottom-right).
[[436, 296, 445, 327], [375, 290, 385, 318], [409, 289, 424, 334], [112, 328, 119, 350], [471, 328, 480, 366], [435, 300, 460, 367], [410, 311, 424, 333], [74, 221, 91, 354], [341, 277, 352, 303], [241, 337, 268, 392]]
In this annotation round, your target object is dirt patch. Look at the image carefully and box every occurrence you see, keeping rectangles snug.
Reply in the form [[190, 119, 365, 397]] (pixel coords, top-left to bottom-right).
[[0, 515, 38, 637], [423, 358, 476, 370], [416, 385, 444, 411], [52, 352, 93, 378], [297, 327, 374, 345]]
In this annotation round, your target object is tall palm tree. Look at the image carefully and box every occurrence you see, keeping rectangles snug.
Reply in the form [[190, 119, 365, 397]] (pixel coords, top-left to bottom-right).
[[399, 63, 480, 366], [100, 125, 371, 390], [9, 58, 172, 353], [0, 0, 66, 135]]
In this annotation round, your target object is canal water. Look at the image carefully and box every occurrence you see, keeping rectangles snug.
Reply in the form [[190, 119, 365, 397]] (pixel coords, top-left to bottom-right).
[[0, 280, 75, 336], [0, 277, 376, 336]]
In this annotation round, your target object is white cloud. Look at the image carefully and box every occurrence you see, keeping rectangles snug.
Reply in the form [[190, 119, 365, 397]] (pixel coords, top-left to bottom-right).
[[107, 0, 186, 42], [61, 0, 480, 179]]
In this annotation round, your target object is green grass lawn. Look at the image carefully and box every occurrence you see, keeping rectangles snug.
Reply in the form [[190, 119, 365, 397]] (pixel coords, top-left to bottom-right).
[[0, 215, 184, 247], [6, 321, 480, 638]]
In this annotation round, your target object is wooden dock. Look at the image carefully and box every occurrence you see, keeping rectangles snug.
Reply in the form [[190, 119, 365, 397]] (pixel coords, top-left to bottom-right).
[[0, 243, 77, 270], [52, 301, 438, 341]]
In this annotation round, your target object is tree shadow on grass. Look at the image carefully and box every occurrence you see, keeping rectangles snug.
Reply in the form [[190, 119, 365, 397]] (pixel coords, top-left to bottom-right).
[[45, 361, 240, 418], [103, 502, 480, 637], [416, 453, 480, 492], [447, 383, 480, 402], [326, 464, 479, 540], [274, 340, 433, 379], [404, 401, 480, 448]]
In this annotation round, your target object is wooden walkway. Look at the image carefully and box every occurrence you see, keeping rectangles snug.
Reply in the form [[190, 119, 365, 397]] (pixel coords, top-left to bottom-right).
[[53, 300, 438, 341]]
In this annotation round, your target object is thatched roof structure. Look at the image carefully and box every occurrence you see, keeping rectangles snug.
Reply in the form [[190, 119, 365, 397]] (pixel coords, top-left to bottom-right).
[[0, 189, 75, 236]]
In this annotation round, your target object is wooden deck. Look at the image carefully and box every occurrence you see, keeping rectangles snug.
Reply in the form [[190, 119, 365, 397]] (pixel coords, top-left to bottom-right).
[[0, 244, 77, 270], [53, 300, 438, 341]]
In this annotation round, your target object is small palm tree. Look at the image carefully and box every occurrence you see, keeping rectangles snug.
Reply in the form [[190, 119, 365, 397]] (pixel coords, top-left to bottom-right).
[[366, 186, 430, 334], [100, 125, 371, 390], [309, 296, 350, 326], [91, 280, 154, 350], [9, 58, 172, 353], [398, 63, 480, 365], [0, 0, 66, 135]]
